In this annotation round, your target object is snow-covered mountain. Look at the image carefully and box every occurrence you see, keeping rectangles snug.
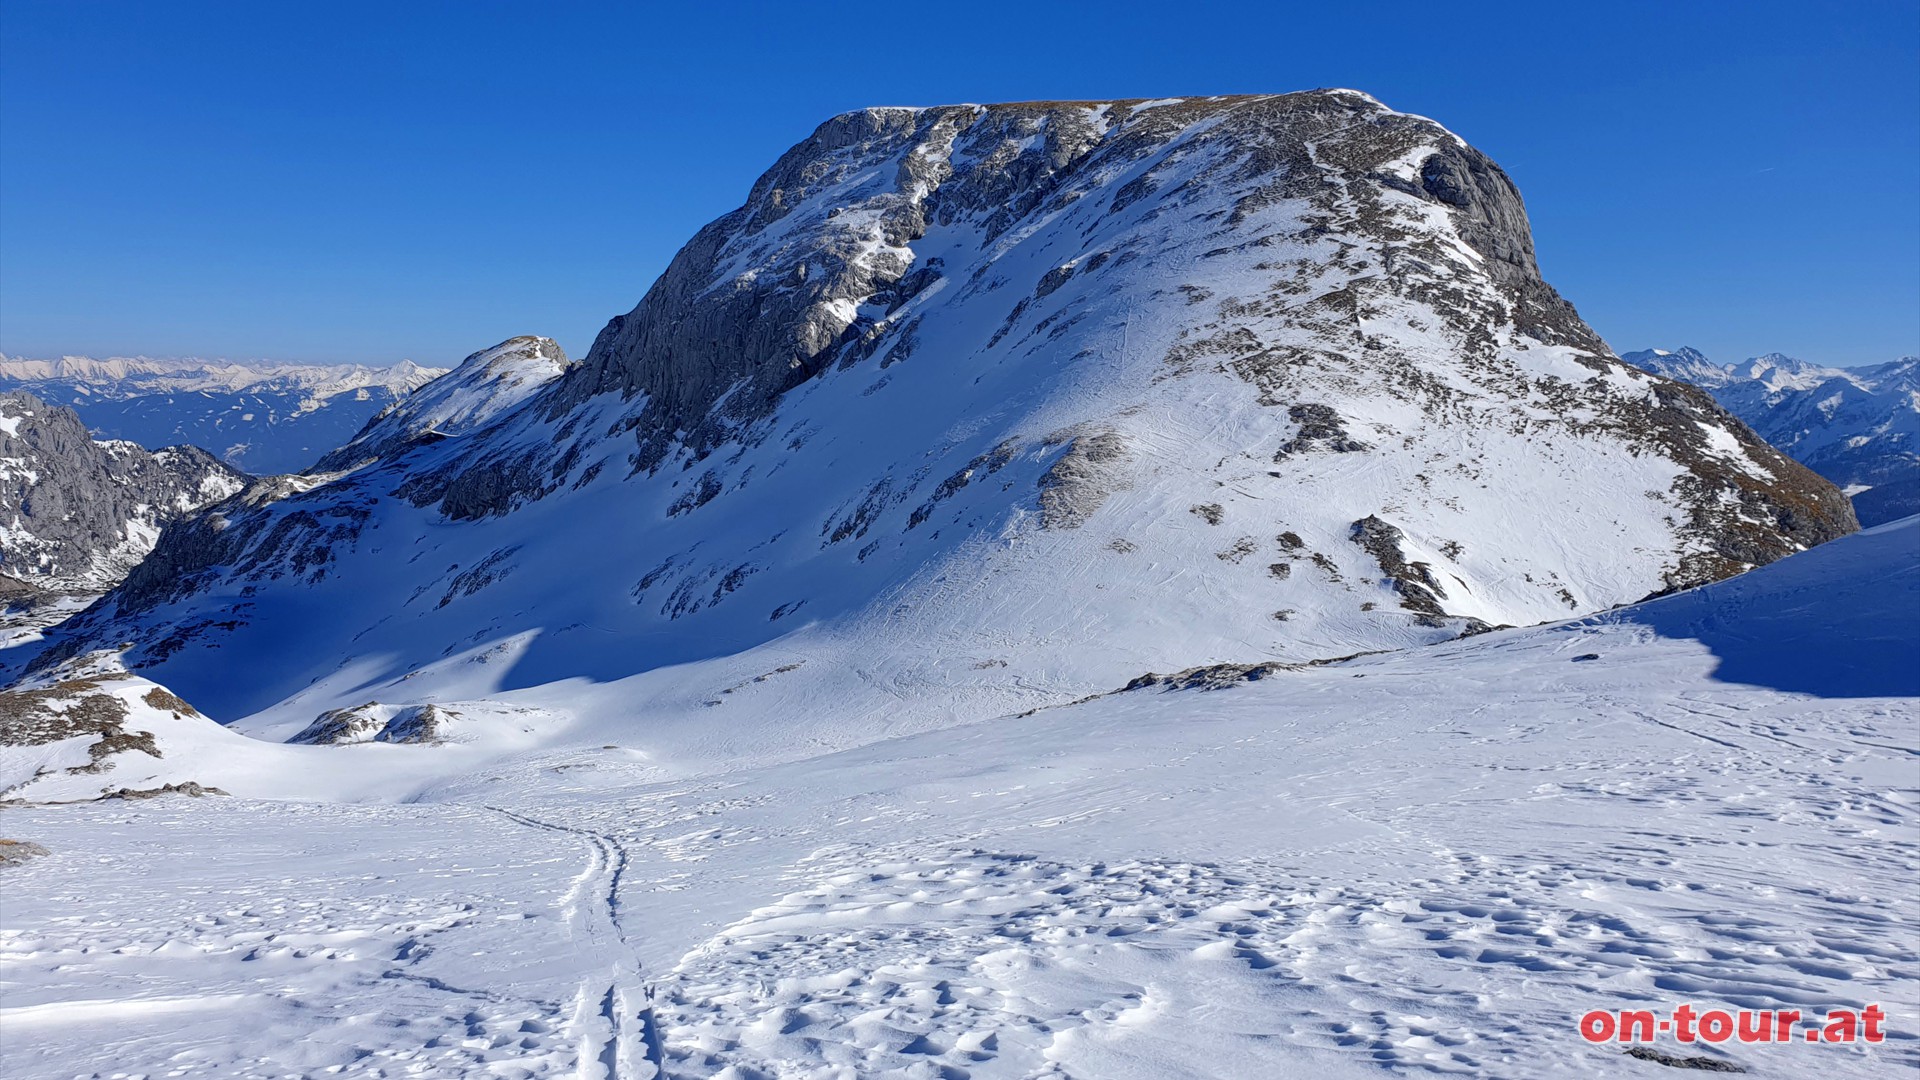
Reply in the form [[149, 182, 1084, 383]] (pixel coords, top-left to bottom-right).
[[1624, 347, 1919, 524], [22, 92, 1854, 746], [0, 354, 447, 475], [0, 392, 245, 596], [1617, 345, 1735, 388]]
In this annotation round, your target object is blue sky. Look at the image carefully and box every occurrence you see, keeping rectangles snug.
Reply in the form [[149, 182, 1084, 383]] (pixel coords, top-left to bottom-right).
[[2, 0, 1915, 368]]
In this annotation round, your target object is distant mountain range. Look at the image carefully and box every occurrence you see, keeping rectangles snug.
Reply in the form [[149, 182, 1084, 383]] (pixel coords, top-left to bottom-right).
[[1622, 348, 1919, 525], [0, 355, 447, 475]]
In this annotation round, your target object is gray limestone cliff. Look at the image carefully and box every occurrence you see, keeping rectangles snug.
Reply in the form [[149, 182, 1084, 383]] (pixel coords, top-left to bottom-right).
[[0, 392, 246, 594]]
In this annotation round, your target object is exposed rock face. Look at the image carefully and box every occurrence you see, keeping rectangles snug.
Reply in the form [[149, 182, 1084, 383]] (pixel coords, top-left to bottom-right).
[[547, 106, 1105, 467], [378, 704, 454, 744], [1277, 404, 1370, 457], [1037, 431, 1130, 529], [1350, 515, 1451, 619], [0, 838, 50, 866], [1122, 660, 1316, 692], [1626, 348, 1916, 527], [289, 702, 392, 745], [0, 392, 247, 592], [22, 91, 1856, 734], [0, 678, 146, 778]]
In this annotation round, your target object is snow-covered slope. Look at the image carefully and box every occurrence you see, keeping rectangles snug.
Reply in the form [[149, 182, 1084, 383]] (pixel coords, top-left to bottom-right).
[[2, 507, 1911, 1078], [0, 392, 245, 595], [0, 354, 447, 474], [1625, 347, 1919, 524], [313, 336, 574, 471], [25, 92, 1853, 753]]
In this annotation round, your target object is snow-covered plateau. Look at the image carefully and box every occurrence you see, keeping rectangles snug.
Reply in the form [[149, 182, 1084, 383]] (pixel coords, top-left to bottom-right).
[[0, 91, 1912, 1079]]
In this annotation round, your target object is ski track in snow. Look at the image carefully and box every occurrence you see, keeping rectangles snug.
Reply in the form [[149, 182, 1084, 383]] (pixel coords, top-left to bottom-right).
[[0, 800, 687, 1077], [488, 805, 663, 1079], [569, 679, 1919, 1080], [2, 660, 1914, 1079]]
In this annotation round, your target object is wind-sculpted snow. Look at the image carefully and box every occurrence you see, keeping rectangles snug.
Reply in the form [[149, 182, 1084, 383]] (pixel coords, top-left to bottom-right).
[[0, 513, 1911, 1078], [1601, 515, 1920, 697], [23, 91, 1852, 750]]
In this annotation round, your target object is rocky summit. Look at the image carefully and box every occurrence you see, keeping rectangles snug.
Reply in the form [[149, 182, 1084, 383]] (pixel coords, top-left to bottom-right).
[[24, 91, 1854, 751]]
